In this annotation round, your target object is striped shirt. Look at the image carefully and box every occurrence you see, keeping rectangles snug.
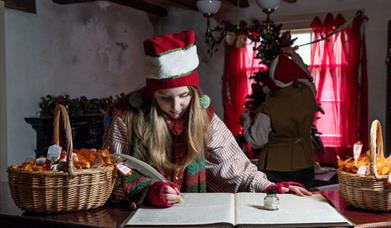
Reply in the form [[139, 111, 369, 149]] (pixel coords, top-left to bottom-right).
[[103, 113, 273, 193], [206, 114, 273, 192]]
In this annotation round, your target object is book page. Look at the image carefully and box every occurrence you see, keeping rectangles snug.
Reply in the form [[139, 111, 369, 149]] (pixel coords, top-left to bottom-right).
[[234, 193, 352, 227], [125, 193, 235, 227]]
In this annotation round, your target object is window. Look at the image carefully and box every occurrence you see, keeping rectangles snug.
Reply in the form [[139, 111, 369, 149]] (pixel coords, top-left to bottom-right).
[[291, 29, 343, 148]]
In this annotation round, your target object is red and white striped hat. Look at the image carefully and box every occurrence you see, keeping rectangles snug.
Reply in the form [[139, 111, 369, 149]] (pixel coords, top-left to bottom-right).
[[144, 30, 201, 95]]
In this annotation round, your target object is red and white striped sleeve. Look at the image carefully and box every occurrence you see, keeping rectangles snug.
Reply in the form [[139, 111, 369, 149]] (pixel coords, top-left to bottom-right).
[[206, 114, 274, 193], [103, 115, 132, 155]]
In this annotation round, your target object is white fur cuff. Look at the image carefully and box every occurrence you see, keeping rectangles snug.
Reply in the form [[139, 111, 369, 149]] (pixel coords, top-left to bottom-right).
[[145, 45, 199, 79]]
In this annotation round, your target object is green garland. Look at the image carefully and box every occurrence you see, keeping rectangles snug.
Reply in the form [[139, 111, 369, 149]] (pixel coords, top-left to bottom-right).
[[38, 94, 125, 118]]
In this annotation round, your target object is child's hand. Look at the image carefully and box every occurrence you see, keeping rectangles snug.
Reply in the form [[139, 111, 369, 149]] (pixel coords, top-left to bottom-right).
[[240, 110, 251, 124], [163, 184, 182, 204], [282, 185, 312, 196], [146, 181, 182, 208], [264, 181, 312, 196]]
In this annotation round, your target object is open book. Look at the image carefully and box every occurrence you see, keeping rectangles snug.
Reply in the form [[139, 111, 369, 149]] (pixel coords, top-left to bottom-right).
[[122, 193, 353, 227]]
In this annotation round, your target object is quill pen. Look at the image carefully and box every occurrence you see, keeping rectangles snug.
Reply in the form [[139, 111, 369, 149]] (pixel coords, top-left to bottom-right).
[[112, 153, 184, 203], [112, 154, 165, 181]]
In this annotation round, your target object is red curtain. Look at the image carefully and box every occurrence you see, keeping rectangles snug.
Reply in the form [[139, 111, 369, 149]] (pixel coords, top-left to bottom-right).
[[223, 43, 259, 136], [310, 13, 368, 165]]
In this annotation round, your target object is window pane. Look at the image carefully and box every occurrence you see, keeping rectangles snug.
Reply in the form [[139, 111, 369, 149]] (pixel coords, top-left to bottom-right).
[[291, 29, 343, 147], [290, 30, 311, 65]]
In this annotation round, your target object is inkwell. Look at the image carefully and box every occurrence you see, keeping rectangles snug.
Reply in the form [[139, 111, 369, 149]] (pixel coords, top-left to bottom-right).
[[264, 189, 279, 210]]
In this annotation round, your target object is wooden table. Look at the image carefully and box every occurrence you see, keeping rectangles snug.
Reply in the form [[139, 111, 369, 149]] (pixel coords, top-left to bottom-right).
[[320, 189, 391, 227], [1, 182, 390, 228], [0, 181, 130, 228]]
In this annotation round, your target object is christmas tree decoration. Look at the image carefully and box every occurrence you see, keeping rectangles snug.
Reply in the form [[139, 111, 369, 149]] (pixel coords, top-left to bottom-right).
[[196, 0, 284, 56]]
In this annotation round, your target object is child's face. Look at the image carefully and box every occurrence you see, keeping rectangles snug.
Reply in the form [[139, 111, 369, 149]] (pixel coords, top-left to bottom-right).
[[154, 86, 192, 119]]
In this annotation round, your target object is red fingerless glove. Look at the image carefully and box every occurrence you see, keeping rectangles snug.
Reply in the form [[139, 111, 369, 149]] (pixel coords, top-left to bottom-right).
[[145, 181, 180, 208], [264, 181, 305, 194]]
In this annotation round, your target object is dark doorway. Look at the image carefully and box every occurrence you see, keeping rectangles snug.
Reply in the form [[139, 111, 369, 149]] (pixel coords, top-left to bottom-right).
[[386, 20, 391, 156]]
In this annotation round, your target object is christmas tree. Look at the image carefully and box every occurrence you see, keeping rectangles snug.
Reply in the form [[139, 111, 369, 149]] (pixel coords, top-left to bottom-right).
[[246, 19, 296, 112]]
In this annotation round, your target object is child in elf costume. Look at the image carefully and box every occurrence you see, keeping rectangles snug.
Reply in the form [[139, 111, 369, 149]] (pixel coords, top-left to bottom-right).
[[241, 45, 318, 188], [104, 30, 311, 208]]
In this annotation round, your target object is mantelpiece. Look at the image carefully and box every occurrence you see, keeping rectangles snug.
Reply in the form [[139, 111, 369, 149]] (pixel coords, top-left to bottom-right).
[[25, 114, 104, 157]]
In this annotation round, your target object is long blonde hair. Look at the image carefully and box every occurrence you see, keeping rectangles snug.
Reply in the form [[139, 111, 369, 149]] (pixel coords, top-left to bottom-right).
[[124, 87, 210, 171]]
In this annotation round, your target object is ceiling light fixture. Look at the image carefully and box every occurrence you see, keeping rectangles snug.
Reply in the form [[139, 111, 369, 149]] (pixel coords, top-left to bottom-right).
[[196, 0, 283, 55]]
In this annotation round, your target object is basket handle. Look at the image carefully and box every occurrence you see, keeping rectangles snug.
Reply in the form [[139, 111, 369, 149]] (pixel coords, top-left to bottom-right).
[[53, 104, 75, 177], [369, 120, 384, 179]]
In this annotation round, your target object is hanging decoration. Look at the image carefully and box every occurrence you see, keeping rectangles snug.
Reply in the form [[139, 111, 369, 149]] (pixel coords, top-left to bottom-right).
[[196, 0, 283, 55]]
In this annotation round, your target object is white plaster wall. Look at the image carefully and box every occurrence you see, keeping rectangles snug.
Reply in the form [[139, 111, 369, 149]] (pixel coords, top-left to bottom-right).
[[163, 0, 391, 142], [5, 1, 158, 165]]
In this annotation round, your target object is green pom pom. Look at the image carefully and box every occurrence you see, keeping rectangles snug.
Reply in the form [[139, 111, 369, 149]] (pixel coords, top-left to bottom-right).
[[128, 92, 144, 108], [199, 94, 210, 109]]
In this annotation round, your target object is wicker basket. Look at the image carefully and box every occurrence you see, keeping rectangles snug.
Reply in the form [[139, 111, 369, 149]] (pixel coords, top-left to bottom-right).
[[7, 104, 116, 213], [110, 177, 129, 202], [110, 154, 131, 203], [338, 120, 391, 211]]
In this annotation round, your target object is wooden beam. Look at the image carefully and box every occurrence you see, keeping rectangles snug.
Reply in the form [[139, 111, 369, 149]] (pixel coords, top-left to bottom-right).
[[52, 0, 96, 4], [53, 0, 168, 17], [225, 0, 249, 8], [109, 0, 168, 17], [165, 0, 197, 11], [4, 0, 36, 13]]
